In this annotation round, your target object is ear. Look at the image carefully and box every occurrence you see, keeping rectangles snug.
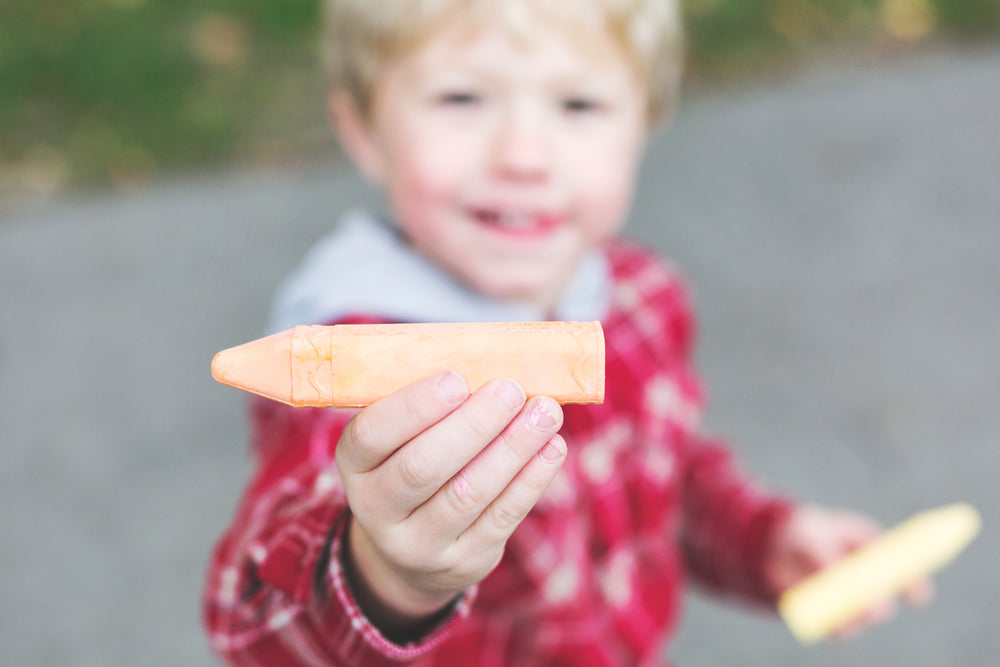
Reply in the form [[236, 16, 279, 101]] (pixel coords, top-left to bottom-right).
[[327, 89, 386, 184]]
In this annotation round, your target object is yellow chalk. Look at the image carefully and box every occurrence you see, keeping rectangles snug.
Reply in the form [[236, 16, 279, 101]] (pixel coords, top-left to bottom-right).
[[778, 502, 981, 643]]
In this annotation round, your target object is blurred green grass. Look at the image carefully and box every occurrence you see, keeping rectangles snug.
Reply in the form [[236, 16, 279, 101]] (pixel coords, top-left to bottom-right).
[[2, 0, 998, 199]]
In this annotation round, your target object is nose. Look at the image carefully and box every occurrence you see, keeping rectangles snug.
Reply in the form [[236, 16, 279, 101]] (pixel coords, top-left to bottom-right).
[[490, 102, 551, 183]]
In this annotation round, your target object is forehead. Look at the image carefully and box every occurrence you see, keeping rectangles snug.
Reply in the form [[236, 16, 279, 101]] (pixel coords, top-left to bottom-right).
[[463, 1, 617, 49], [397, 4, 636, 80]]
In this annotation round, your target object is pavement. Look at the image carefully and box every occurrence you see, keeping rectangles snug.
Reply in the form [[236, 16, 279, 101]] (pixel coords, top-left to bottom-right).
[[2, 45, 998, 666]]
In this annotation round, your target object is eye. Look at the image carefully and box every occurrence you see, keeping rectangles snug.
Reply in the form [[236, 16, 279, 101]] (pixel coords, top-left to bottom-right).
[[437, 90, 482, 107], [562, 97, 602, 114]]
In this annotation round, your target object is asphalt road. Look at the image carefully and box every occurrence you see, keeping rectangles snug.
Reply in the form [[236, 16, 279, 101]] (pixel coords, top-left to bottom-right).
[[2, 45, 998, 666]]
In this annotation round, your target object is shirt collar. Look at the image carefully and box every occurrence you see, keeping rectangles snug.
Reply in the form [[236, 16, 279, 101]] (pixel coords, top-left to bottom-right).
[[268, 208, 611, 333]]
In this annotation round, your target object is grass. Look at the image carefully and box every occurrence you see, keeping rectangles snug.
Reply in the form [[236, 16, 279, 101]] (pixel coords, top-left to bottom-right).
[[2, 0, 998, 199]]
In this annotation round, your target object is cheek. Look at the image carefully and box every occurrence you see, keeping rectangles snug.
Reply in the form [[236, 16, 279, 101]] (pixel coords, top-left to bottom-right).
[[391, 139, 469, 214], [575, 162, 636, 238], [386, 142, 469, 248], [392, 117, 478, 193], [567, 127, 643, 221]]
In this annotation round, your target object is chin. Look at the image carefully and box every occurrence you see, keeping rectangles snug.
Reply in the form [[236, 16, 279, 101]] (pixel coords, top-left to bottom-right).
[[469, 274, 560, 308]]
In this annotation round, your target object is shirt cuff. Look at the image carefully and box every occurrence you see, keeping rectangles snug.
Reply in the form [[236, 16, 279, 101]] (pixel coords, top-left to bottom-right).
[[743, 497, 796, 604], [325, 509, 477, 659]]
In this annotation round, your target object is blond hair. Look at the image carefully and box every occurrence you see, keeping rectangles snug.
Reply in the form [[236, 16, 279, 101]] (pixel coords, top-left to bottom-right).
[[321, 0, 684, 124]]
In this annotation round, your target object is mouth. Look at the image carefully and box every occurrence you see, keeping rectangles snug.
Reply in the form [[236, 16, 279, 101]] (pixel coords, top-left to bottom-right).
[[469, 207, 563, 238]]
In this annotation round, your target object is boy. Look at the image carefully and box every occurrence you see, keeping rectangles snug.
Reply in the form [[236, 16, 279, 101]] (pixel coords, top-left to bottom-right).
[[204, 1, 927, 664]]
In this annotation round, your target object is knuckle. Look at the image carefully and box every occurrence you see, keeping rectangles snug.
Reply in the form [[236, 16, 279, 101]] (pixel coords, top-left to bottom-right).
[[520, 467, 552, 494], [441, 545, 479, 580], [346, 411, 377, 451], [400, 540, 452, 577], [449, 562, 481, 585], [397, 448, 436, 491], [476, 546, 506, 579], [434, 547, 461, 575], [349, 486, 379, 522], [379, 528, 417, 564], [443, 536, 507, 586], [450, 542, 502, 582], [443, 470, 484, 516], [489, 499, 527, 535]]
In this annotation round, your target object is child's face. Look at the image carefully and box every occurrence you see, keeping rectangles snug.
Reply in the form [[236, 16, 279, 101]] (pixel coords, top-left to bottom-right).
[[339, 14, 649, 310]]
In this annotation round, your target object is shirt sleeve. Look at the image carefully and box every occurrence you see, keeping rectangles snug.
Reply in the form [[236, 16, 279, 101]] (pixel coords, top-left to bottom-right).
[[677, 430, 793, 605], [202, 387, 472, 665], [646, 256, 793, 606]]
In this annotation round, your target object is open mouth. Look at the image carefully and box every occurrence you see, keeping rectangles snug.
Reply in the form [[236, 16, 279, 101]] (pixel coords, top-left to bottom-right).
[[470, 207, 562, 237]]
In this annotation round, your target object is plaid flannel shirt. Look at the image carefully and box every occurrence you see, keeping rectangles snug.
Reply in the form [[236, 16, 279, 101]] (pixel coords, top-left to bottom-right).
[[203, 239, 792, 666]]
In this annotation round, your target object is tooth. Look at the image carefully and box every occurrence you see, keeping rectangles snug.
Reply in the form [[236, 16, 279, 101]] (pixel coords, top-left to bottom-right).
[[500, 211, 530, 228]]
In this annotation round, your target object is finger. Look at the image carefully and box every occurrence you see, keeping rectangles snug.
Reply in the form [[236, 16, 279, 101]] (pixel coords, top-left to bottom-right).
[[337, 371, 469, 474], [842, 517, 882, 551], [819, 513, 881, 568], [831, 617, 864, 641], [831, 598, 897, 641], [375, 377, 527, 516], [456, 433, 567, 552], [417, 396, 563, 536], [863, 599, 898, 626], [904, 578, 935, 607]]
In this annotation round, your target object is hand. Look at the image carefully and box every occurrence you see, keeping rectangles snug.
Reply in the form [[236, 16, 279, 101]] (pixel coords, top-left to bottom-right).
[[764, 504, 934, 640], [334, 371, 566, 638]]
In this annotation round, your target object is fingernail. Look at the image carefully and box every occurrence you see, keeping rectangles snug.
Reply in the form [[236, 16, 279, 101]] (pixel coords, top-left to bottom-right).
[[439, 371, 468, 403], [527, 399, 557, 430], [494, 379, 525, 411], [540, 439, 564, 462]]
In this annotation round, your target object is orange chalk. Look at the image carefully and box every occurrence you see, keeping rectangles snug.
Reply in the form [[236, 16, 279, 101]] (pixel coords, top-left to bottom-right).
[[212, 321, 605, 407]]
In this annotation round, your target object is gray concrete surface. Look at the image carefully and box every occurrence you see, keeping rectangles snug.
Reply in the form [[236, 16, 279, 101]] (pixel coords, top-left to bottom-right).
[[2, 46, 998, 666]]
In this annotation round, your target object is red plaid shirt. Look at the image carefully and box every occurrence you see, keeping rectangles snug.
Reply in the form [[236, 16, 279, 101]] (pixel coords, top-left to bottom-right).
[[203, 240, 792, 666]]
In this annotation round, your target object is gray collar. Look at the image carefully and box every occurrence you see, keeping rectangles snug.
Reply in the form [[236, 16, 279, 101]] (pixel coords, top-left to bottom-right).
[[268, 208, 611, 333]]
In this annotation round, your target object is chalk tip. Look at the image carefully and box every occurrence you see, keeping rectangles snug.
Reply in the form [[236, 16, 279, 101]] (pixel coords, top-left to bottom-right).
[[211, 329, 295, 405]]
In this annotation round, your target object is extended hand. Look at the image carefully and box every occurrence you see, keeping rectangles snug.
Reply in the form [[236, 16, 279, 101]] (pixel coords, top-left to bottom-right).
[[335, 371, 566, 636], [765, 504, 933, 640]]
